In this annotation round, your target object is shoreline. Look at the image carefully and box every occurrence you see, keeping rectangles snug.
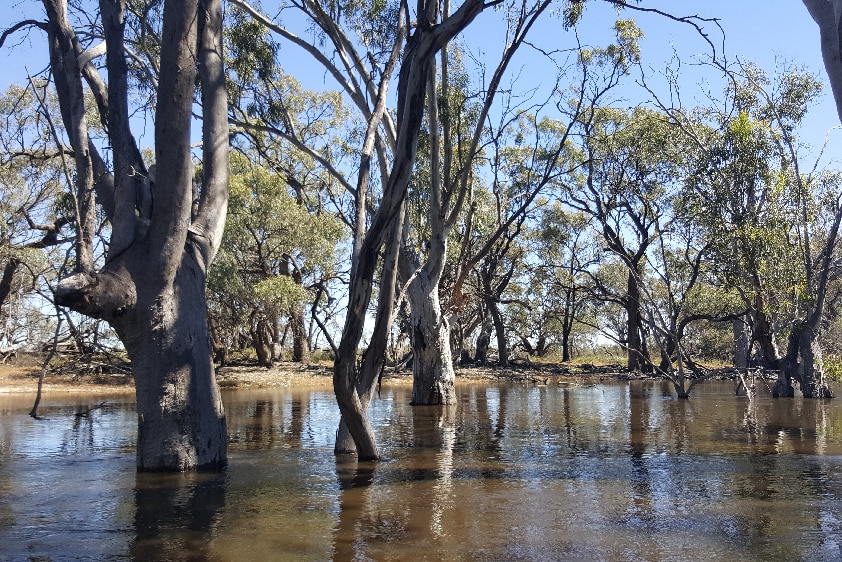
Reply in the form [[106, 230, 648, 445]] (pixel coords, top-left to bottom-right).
[[0, 361, 641, 395]]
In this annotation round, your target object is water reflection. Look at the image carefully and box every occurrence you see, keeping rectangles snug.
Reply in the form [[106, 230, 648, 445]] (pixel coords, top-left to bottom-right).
[[2, 383, 842, 560], [333, 460, 376, 561], [131, 472, 226, 560]]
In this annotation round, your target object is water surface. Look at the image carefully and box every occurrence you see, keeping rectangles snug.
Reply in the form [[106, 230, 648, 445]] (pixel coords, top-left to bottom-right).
[[1, 380, 841, 560]]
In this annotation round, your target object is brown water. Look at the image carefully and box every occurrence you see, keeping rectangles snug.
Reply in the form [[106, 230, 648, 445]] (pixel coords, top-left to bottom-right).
[[1, 380, 841, 561]]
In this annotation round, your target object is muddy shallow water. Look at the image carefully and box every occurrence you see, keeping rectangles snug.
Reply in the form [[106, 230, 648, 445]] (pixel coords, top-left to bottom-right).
[[1, 380, 841, 561]]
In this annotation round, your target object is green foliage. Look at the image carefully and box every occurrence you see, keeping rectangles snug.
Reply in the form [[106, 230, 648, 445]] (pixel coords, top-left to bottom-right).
[[227, 6, 278, 83], [561, 0, 585, 29], [207, 152, 344, 337], [253, 275, 309, 309], [824, 354, 842, 383], [679, 66, 826, 326], [579, 19, 643, 74]]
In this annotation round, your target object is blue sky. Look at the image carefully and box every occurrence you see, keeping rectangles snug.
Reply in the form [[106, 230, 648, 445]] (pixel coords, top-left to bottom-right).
[[1, 1, 837, 164]]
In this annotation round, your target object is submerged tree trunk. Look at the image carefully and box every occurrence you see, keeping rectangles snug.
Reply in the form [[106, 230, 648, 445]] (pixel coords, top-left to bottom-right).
[[45, 0, 230, 470], [773, 323, 833, 399], [127, 255, 228, 470], [795, 324, 831, 398], [331, 0, 488, 458]]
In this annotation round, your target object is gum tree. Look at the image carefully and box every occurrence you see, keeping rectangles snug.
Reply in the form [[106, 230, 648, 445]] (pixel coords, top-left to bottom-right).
[[8, 0, 232, 470]]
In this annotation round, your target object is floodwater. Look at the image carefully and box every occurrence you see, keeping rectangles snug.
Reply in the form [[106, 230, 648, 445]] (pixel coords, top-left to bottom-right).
[[1, 381, 842, 561]]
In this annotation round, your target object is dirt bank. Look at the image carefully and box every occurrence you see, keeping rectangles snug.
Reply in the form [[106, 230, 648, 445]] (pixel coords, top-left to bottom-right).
[[0, 360, 637, 396]]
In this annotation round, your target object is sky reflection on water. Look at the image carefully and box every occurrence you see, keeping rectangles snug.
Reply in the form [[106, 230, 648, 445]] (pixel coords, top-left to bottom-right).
[[1, 380, 842, 560]]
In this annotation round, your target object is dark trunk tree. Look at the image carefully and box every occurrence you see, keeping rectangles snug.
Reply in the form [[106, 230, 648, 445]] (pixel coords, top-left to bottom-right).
[[474, 322, 491, 365], [45, 0, 230, 470], [561, 287, 576, 362], [626, 265, 647, 373]]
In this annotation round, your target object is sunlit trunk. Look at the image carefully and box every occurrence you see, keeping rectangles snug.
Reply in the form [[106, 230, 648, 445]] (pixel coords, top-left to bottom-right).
[[407, 271, 456, 405]]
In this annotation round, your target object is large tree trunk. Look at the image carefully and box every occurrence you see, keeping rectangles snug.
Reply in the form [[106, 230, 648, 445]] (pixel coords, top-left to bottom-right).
[[796, 324, 831, 398], [406, 270, 456, 405], [56, 250, 229, 471], [46, 0, 230, 471], [773, 323, 833, 399], [128, 255, 227, 471]]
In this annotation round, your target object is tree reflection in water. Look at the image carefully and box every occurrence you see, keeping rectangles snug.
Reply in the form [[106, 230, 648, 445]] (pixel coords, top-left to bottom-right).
[[3, 383, 842, 560], [130, 472, 226, 560]]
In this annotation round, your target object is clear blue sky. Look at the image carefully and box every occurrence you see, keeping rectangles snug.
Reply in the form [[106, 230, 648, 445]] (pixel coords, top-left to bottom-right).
[[1, 1, 837, 163]]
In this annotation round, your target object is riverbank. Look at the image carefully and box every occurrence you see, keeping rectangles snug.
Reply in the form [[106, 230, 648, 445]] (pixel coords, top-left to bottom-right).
[[0, 360, 634, 395]]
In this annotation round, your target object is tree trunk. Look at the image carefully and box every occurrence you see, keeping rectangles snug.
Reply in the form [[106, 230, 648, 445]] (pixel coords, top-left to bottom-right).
[[626, 267, 645, 372], [488, 299, 508, 367], [406, 271, 456, 405], [128, 255, 228, 471], [45, 0, 230, 471], [333, 205, 405, 457], [561, 288, 575, 362], [796, 324, 831, 398], [774, 322, 833, 399], [250, 313, 274, 368], [290, 303, 310, 363], [733, 316, 749, 370], [475, 325, 490, 365], [330, 0, 488, 456]]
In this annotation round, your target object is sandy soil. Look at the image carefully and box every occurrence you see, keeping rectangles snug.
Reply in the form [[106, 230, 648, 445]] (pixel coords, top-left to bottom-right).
[[0, 359, 630, 395]]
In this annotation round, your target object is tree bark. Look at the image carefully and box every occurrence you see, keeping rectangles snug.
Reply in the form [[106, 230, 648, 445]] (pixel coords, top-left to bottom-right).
[[129, 253, 228, 470], [475, 324, 491, 365], [406, 270, 456, 405], [290, 303, 310, 363], [45, 0, 230, 470], [626, 266, 646, 372], [733, 316, 749, 370], [488, 299, 508, 367]]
